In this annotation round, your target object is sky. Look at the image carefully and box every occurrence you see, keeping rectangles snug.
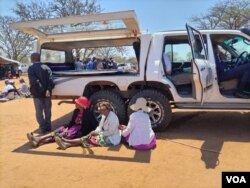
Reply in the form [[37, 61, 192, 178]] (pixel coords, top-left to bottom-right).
[[0, 0, 219, 32]]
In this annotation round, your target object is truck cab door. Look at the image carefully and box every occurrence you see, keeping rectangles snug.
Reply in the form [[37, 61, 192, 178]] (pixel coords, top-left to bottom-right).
[[186, 24, 213, 103]]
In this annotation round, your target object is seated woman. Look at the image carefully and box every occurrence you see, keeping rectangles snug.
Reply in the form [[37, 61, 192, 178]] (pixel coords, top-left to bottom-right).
[[0, 79, 19, 99], [19, 78, 31, 97], [119, 97, 156, 150], [55, 102, 121, 150], [0, 79, 14, 98], [26, 96, 94, 147]]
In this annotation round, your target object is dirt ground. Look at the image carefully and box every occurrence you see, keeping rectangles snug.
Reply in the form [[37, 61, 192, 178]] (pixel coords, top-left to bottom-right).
[[0, 75, 250, 188]]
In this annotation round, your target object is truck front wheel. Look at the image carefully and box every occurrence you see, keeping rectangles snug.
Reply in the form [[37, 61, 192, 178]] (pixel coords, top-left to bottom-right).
[[128, 89, 172, 131]]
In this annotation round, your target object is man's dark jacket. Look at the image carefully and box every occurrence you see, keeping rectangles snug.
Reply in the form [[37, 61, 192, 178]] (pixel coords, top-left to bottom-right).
[[28, 63, 54, 98]]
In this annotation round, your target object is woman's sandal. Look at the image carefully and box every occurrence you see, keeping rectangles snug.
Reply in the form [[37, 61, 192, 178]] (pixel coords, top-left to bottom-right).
[[31, 140, 39, 147], [26, 132, 39, 147], [26, 132, 33, 142], [55, 136, 67, 150]]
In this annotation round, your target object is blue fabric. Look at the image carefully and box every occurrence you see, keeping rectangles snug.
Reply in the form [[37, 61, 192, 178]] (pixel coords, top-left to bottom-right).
[[220, 63, 250, 91], [214, 52, 250, 92], [86, 61, 97, 70], [33, 97, 52, 132]]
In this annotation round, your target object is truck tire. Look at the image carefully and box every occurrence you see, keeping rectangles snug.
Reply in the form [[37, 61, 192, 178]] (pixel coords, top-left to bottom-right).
[[89, 90, 126, 125], [128, 89, 172, 131]]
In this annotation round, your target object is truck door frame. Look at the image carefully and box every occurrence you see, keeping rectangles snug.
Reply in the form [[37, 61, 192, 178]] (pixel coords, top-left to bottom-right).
[[186, 24, 213, 103]]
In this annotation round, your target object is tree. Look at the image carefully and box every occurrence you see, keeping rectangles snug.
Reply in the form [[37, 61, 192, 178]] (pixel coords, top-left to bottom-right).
[[0, 0, 102, 61], [77, 46, 129, 63], [190, 0, 250, 29], [12, 1, 52, 21], [95, 47, 128, 60], [0, 16, 33, 62], [49, 0, 102, 58], [50, 0, 101, 17]]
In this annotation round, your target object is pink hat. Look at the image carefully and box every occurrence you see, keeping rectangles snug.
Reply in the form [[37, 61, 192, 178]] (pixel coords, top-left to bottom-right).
[[75, 96, 90, 108]]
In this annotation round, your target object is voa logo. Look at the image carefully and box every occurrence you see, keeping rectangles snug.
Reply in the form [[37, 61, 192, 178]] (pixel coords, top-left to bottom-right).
[[226, 176, 246, 184]]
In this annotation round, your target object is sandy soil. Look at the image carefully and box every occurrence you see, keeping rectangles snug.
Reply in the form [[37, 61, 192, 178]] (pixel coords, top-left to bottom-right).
[[0, 75, 250, 188]]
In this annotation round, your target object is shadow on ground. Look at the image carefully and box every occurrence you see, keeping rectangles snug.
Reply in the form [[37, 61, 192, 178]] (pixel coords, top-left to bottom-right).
[[157, 110, 250, 169]]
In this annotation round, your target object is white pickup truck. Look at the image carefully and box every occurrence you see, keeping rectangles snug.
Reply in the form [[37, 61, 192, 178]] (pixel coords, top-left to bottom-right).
[[11, 10, 250, 130]]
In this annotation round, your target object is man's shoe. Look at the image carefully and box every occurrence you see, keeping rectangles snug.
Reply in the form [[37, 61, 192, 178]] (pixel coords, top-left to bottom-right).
[[235, 91, 250, 99]]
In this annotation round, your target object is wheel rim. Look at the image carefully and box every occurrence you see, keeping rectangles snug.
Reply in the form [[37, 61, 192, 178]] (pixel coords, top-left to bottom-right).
[[93, 101, 115, 122], [147, 100, 162, 127]]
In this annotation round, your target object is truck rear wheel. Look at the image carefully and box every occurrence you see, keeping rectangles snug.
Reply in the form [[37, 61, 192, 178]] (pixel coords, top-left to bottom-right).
[[128, 89, 172, 131], [89, 90, 126, 125]]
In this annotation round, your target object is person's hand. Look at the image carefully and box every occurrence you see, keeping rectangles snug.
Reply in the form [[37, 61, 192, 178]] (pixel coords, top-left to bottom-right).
[[87, 133, 93, 139], [87, 132, 93, 138], [88, 131, 98, 138], [45, 90, 51, 97], [62, 128, 68, 135], [75, 119, 81, 124], [119, 124, 126, 130]]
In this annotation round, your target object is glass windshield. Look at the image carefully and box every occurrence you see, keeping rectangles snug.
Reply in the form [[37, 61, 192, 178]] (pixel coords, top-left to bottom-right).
[[223, 36, 250, 56]]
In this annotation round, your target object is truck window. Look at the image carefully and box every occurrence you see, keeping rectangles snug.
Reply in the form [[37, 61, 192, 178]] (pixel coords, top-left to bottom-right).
[[39, 38, 139, 73], [41, 49, 65, 63], [224, 36, 250, 55], [164, 43, 192, 62], [72, 45, 138, 72], [164, 41, 192, 75], [211, 34, 250, 62]]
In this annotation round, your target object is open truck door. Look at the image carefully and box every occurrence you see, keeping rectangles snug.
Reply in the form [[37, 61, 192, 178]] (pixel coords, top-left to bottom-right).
[[186, 24, 213, 103]]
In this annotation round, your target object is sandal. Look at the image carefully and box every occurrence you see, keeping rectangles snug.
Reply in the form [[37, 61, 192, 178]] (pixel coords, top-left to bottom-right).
[[31, 140, 39, 147], [27, 132, 39, 147], [55, 136, 67, 150], [55, 132, 63, 139], [26, 132, 33, 142]]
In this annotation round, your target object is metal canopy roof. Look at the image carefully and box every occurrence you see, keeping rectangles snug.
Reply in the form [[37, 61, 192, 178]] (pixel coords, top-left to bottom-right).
[[10, 10, 141, 42]]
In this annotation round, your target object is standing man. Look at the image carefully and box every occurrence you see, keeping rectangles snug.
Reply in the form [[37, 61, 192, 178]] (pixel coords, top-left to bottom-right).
[[28, 53, 55, 134], [74, 57, 82, 70]]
